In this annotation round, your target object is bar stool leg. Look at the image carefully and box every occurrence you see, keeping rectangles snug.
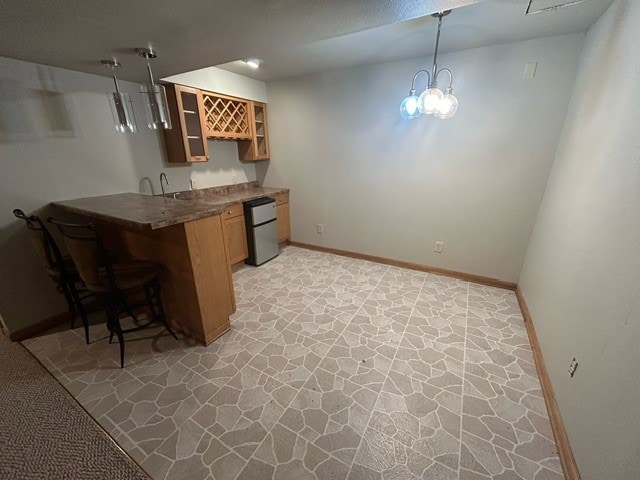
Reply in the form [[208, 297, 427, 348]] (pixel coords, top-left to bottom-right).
[[68, 283, 90, 344], [62, 284, 76, 328], [115, 321, 125, 368], [105, 300, 125, 368], [148, 281, 178, 340]]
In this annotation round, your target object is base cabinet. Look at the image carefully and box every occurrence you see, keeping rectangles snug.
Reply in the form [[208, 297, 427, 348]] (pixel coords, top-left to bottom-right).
[[221, 195, 287, 264], [272, 192, 290, 244], [277, 203, 290, 244], [221, 203, 248, 265], [110, 216, 234, 346]]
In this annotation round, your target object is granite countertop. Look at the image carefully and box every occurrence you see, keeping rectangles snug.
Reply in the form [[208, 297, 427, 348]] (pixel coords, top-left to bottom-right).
[[175, 182, 288, 206], [52, 183, 289, 230]]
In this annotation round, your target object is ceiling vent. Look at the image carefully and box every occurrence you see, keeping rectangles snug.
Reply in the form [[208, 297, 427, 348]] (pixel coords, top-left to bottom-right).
[[526, 0, 590, 15]]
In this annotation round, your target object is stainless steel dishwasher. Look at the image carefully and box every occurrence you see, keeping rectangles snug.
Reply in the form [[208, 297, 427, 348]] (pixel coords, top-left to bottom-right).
[[243, 197, 279, 266]]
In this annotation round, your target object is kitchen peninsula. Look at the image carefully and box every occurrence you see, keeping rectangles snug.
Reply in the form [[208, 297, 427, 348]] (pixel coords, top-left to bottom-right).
[[52, 183, 289, 345]]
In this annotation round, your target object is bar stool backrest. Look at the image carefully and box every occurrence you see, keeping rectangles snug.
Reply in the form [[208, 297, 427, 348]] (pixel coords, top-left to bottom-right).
[[48, 218, 114, 292], [13, 209, 66, 279]]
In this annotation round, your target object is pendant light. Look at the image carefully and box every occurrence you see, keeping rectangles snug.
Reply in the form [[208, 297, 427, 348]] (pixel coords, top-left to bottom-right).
[[400, 10, 458, 120], [102, 60, 137, 133], [136, 48, 172, 130]]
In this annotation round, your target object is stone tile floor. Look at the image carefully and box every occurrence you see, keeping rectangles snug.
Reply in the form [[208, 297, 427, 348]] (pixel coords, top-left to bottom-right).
[[23, 246, 563, 480]]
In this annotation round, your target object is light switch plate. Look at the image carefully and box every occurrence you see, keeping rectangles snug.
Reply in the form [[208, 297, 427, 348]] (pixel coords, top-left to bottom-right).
[[524, 62, 538, 80]]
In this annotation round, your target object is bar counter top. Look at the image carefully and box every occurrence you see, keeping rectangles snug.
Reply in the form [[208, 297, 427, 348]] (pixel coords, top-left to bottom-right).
[[52, 183, 289, 230]]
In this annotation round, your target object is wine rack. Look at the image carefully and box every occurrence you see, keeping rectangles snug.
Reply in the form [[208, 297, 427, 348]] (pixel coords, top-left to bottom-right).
[[202, 93, 252, 140]]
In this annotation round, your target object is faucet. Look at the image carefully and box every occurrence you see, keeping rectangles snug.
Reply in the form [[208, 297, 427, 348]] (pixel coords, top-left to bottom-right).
[[160, 172, 169, 198]]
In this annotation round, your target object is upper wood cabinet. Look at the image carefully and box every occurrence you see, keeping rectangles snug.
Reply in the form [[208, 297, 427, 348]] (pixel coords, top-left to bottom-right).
[[238, 101, 270, 162], [163, 84, 209, 163], [161, 83, 270, 164], [201, 92, 252, 140]]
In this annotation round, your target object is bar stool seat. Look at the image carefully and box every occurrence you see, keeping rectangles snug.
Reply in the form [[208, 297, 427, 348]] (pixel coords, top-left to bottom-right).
[[43, 255, 85, 291], [85, 260, 160, 292], [48, 218, 178, 367]]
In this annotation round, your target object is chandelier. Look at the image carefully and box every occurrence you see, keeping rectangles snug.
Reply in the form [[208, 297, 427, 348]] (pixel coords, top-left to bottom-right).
[[400, 10, 458, 120]]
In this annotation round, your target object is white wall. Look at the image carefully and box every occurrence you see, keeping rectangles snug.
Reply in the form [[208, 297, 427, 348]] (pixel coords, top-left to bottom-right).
[[0, 56, 258, 332], [260, 34, 584, 282], [518, 2, 640, 479]]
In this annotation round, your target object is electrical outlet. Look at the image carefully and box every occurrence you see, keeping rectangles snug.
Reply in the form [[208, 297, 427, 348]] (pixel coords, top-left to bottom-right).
[[190, 178, 197, 190], [317, 224, 324, 234], [568, 357, 578, 377], [434, 241, 444, 253], [232, 174, 238, 185]]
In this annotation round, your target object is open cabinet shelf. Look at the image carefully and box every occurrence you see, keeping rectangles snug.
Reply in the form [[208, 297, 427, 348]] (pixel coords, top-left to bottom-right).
[[238, 101, 270, 162]]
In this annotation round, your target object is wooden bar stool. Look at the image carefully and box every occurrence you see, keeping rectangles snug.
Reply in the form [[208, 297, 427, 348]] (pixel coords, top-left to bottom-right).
[[13, 209, 92, 343], [48, 218, 178, 368]]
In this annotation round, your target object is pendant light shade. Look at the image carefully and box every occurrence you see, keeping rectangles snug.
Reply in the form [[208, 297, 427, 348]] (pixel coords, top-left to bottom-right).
[[136, 48, 172, 130], [140, 83, 171, 130], [102, 60, 137, 133], [400, 10, 458, 120], [400, 90, 421, 119], [435, 88, 459, 119], [418, 87, 444, 115]]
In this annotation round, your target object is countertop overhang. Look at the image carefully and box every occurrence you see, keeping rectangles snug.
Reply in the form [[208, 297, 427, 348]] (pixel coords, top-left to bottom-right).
[[52, 186, 288, 230]]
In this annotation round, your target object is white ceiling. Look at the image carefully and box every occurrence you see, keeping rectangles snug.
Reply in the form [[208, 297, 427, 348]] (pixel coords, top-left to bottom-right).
[[218, 0, 614, 82], [0, 0, 612, 84]]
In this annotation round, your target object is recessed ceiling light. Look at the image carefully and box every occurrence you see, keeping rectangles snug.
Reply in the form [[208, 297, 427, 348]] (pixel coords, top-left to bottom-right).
[[244, 58, 263, 69]]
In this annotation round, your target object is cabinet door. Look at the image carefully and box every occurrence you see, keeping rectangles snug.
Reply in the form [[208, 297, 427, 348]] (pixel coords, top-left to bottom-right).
[[276, 203, 290, 244], [238, 101, 270, 162], [253, 102, 270, 160], [179, 88, 209, 162], [223, 215, 248, 265], [164, 84, 209, 163]]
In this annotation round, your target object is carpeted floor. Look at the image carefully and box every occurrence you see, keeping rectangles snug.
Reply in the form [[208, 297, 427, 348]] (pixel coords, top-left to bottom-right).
[[0, 331, 150, 480]]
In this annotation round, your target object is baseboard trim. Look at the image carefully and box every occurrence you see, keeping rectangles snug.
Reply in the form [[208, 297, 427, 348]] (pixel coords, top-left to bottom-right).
[[289, 241, 517, 290], [516, 286, 581, 480], [9, 311, 70, 342]]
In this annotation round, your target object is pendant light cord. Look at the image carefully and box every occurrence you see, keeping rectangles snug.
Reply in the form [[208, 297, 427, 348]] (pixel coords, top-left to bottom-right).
[[431, 13, 443, 87], [112, 74, 121, 94], [146, 62, 156, 87]]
